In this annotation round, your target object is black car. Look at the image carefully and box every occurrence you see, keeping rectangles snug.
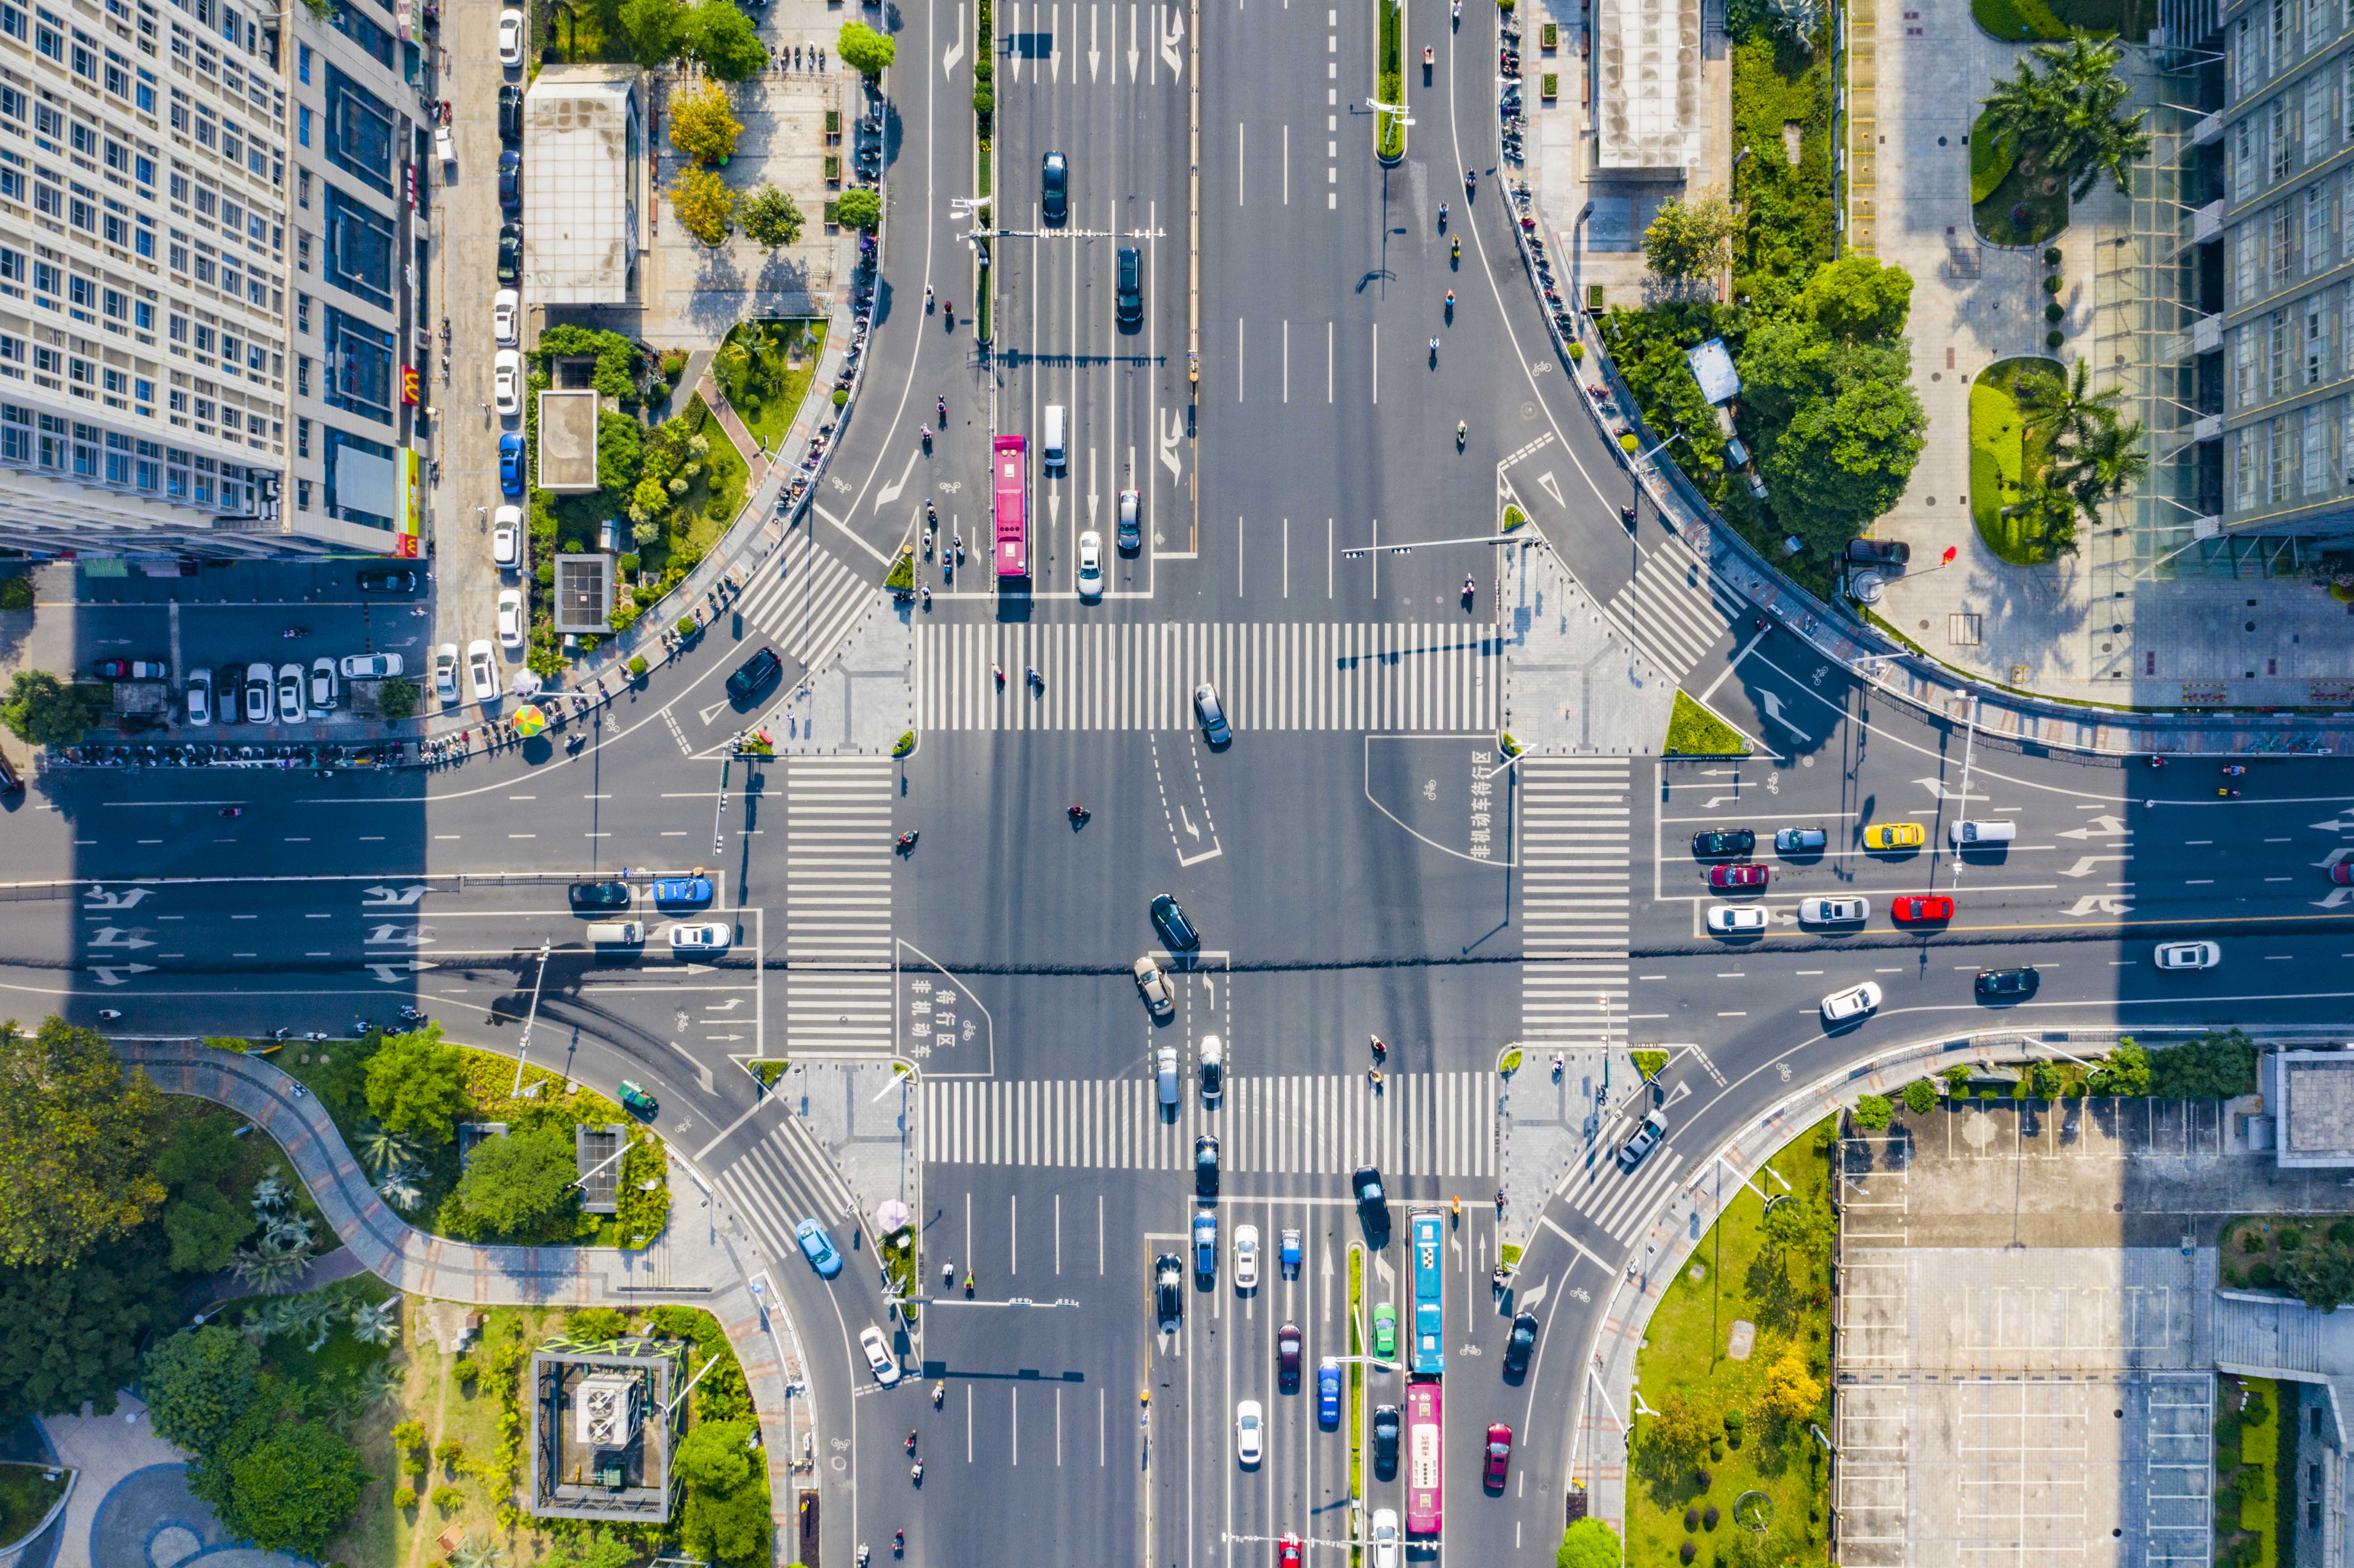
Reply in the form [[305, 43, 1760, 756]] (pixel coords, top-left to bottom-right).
[[1846, 537, 1911, 567], [1195, 1134, 1219, 1198], [1154, 1253, 1183, 1327], [1371, 1404, 1401, 1473], [1351, 1165, 1384, 1210], [1691, 828, 1756, 857], [1116, 245, 1141, 326], [499, 83, 523, 144], [569, 881, 630, 910], [727, 645, 781, 701], [497, 223, 522, 285], [1041, 150, 1068, 224], [1277, 1322, 1302, 1389], [1150, 893, 1199, 952], [356, 567, 419, 593], [498, 148, 523, 214], [1503, 1310, 1538, 1375], [1975, 966, 2040, 999]]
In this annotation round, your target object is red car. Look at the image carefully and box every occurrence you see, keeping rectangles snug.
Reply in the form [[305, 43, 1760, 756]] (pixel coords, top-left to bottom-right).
[[1891, 894, 1955, 924], [1278, 1322, 1302, 1391], [1708, 863, 1768, 891], [2333, 863, 2353, 885], [1278, 1535, 1303, 1568], [1483, 1422, 1513, 1489]]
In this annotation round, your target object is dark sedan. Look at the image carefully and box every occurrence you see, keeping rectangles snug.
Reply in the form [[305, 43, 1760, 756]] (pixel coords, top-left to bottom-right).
[[569, 881, 630, 909], [1503, 1310, 1538, 1375], [1691, 828, 1755, 857], [1150, 893, 1200, 952], [356, 568, 419, 593], [1975, 967, 2041, 999], [1277, 1322, 1302, 1390], [1846, 537, 1912, 567]]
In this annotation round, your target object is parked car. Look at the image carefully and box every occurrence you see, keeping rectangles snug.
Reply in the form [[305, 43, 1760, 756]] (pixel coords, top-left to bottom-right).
[[356, 567, 419, 593], [496, 587, 525, 649], [308, 657, 337, 711], [498, 83, 523, 143], [466, 639, 496, 702], [499, 431, 524, 495], [92, 658, 167, 679], [492, 505, 522, 570], [433, 643, 459, 705], [493, 348, 523, 416], [493, 289, 520, 347], [275, 662, 304, 723], [339, 653, 404, 679], [496, 147, 522, 215], [243, 662, 273, 723], [184, 668, 212, 727], [496, 6, 525, 66], [497, 223, 522, 285], [1846, 537, 1912, 567]]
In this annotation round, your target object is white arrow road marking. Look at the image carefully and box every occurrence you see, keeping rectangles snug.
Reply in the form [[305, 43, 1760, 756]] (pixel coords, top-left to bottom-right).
[[1757, 691, 1812, 740], [2318, 849, 2353, 869], [667, 1042, 717, 1094], [1008, 1, 1021, 80], [1516, 1275, 1550, 1311], [88, 964, 155, 986], [698, 697, 734, 726], [88, 927, 157, 950], [943, 3, 965, 71], [1160, 408, 1184, 481], [2311, 817, 2354, 834], [1158, 7, 1183, 76], [1049, 490, 1062, 531], [875, 447, 921, 510], [362, 884, 430, 906], [1533, 470, 1564, 508], [2061, 895, 2133, 917], [1176, 805, 1201, 841], [2058, 855, 2130, 878], [1912, 777, 1988, 802], [1127, 0, 1139, 75], [365, 925, 434, 946], [1088, 2, 1099, 78], [706, 997, 746, 1011], [2315, 888, 2354, 910], [83, 887, 156, 910], [2058, 815, 2129, 840]]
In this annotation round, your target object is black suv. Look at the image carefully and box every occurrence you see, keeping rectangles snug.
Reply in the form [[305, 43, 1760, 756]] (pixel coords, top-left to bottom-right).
[[1975, 966, 2040, 999], [1691, 828, 1756, 857], [1116, 246, 1141, 326], [499, 84, 524, 144], [1503, 1310, 1538, 1375], [497, 223, 522, 285], [356, 568, 419, 593], [1846, 537, 1911, 567], [1154, 1253, 1183, 1327], [1371, 1405, 1400, 1476], [1041, 150, 1067, 224], [569, 881, 630, 910], [727, 645, 781, 701], [1195, 1134, 1219, 1198]]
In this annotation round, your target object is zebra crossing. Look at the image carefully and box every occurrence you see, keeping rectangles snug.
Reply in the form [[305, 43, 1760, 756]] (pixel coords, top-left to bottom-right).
[[733, 520, 881, 684], [1558, 1142, 1689, 1244], [707, 1112, 863, 1266], [1604, 540, 1744, 680], [914, 621, 1504, 732], [1519, 757, 1632, 1048], [920, 1070, 1496, 1177], [783, 757, 896, 1052]]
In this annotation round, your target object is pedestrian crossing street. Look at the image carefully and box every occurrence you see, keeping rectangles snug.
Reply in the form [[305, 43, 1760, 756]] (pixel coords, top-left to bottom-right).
[[707, 1112, 863, 1269], [783, 757, 896, 1052], [1519, 757, 1632, 1048], [1558, 1142, 1689, 1245], [920, 1070, 1496, 1177], [1603, 540, 1743, 681], [914, 621, 1504, 732], [734, 520, 880, 690]]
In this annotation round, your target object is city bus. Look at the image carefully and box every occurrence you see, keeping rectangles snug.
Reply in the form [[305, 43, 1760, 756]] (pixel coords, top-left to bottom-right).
[[1404, 1379, 1443, 1535], [1410, 1209, 1444, 1377], [992, 435, 1028, 580]]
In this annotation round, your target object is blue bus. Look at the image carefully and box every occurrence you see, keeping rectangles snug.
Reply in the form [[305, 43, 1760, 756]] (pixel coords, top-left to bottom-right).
[[1410, 1209, 1444, 1376]]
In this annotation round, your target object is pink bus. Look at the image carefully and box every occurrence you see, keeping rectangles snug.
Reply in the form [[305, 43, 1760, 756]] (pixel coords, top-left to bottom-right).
[[992, 435, 1028, 580], [1405, 1379, 1442, 1535]]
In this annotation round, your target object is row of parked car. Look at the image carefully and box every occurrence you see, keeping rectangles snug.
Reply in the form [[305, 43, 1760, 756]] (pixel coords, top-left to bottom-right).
[[126, 655, 406, 728]]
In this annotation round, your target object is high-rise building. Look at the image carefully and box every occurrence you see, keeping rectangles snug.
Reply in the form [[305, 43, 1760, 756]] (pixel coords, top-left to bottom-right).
[[0, 0, 425, 561]]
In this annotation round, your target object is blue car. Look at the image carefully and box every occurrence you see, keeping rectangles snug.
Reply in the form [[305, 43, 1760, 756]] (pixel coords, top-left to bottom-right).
[[654, 876, 712, 905], [1192, 1210, 1217, 1277], [499, 431, 524, 496], [1316, 1357, 1341, 1425], [794, 1217, 842, 1278]]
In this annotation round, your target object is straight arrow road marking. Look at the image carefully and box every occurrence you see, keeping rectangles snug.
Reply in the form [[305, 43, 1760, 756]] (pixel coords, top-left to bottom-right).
[[2058, 855, 2130, 878], [2057, 815, 2129, 840], [88, 964, 156, 986], [2312, 818, 2354, 834], [1088, 2, 1099, 78], [2316, 888, 2354, 910], [1757, 690, 1811, 740], [1127, 0, 1139, 75]]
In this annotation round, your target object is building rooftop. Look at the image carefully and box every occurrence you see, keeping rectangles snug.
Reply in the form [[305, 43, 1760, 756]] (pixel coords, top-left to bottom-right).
[[522, 67, 644, 305], [2275, 1052, 2354, 1168], [554, 553, 613, 636], [528, 1340, 684, 1521], [537, 389, 602, 495], [1593, 0, 1704, 171]]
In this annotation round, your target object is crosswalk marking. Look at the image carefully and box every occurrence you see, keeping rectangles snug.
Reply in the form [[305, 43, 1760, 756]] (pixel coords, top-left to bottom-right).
[[1518, 757, 1631, 1047], [1603, 541, 1743, 680], [734, 521, 881, 698], [914, 621, 1504, 731], [1561, 1148, 1687, 1244], [784, 757, 896, 1052], [707, 1113, 862, 1266], [920, 1071, 1495, 1176]]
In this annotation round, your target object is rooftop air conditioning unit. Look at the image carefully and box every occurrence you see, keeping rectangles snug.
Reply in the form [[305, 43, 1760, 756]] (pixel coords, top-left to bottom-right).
[[575, 1375, 641, 1449]]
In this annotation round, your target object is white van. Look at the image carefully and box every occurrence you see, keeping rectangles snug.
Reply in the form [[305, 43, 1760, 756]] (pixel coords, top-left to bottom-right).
[[1043, 404, 1067, 472], [586, 921, 645, 947], [1948, 820, 2017, 847]]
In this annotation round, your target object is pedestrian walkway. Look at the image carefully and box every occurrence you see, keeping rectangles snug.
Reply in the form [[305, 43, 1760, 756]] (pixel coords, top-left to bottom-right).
[[706, 1110, 865, 1269], [1517, 757, 1632, 1047], [1603, 538, 1743, 681], [913, 621, 1505, 731], [1558, 1143, 1687, 1244], [919, 1070, 1495, 1177], [736, 520, 884, 687], [784, 757, 896, 1051]]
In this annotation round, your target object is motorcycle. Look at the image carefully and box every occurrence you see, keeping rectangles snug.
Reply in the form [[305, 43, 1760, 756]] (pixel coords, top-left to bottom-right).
[[2221, 764, 2246, 776]]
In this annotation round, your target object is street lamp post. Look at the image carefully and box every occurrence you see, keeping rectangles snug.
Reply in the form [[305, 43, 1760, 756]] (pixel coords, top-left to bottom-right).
[[510, 938, 554, 1095]]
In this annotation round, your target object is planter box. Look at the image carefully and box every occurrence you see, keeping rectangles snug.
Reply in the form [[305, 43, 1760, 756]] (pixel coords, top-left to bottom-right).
[[1542, 71, 1557, 98], [1540, 20, 1556, 46]]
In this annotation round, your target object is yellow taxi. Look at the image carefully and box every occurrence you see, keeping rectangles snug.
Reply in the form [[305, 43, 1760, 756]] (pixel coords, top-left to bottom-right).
[[1864, 822, 1925, 850]]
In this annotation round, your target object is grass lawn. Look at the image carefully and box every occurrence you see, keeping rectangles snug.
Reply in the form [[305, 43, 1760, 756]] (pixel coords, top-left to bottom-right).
[[719, 320, 829, 452], [2216, 1377, 2280, 1568], [1973, 149, 2070, 247], [1625, 1115, 1837, 1568], [1968, 358, 2065, 566], [1666, 691, 1752, 757], [2220, 1216, 2354, 1293], [539, 0, 633, 63], [388, 1302, 571, 1568], [0, 1464, 67, 1548], [672, 395, 752, 557], [1973, 0, 2150, 38]]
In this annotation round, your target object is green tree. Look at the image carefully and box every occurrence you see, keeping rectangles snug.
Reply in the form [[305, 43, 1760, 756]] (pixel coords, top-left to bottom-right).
[[1851, 1093, 1893, 1131], [667, 80, 741, 164], [2004, 477, 2081, 558], [1797, 254, 1915, 342], [2279, 1241, 2354, 1311], [163, 1185, 253, 1274], [617, 0, 681, 64], [1638, 1392, 1714, 1474], [671, 166, 737, 246], [737, 185, 805, 249], [683, 0, 767, 78], [362, 1023, 467, 1142], [675, 1416, 769, 1568], [0, 1016, 167, 1267], [212, 1424, 371, 1557], [1762, 1193, 1835, 1260], [675, 1416, 760, 1492], [1759, 378, 1927, 551], [0, 670, 104, 747], [1641, 189, 1738, 280], [1557, 1519, 1623, 1568], [542, 1531, 640, 1568], [2052, 408, 2150, 520], [1901, 1079, 1938, 1114], [375, 678, 419, 721], [453, 1126, 579, 1236], [1733, 317, 1909, 431], [2087, 1037, 2151, 1096], [836, 19, 896, 77], [832, 187, 882, 232], [1977, 36, 2151, 200], [156, 1114, 242, 1188], [143, 1327, 262, 1457], [2014, 356, 2125, 456], [0, 1229, 178, 1422], [2149, 1027, 2259, 1101]]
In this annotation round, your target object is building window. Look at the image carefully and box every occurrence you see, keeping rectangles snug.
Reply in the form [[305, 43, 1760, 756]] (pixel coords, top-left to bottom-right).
[[296, 103, 309, 147], [321, 423, 396, 528], [295, 353, 307, 394], [295, 292, 309, 333], [296, 415, 308, 455], [2271, 99, 2292, 179], [2299, 406, 2324, 493], [296, 39, 308, 81], [2270, 309, 2290, 396], [321, 185, 395, 310], [2309, 300, 2327, 386], [320, 307, 392, 424], [329, 0, 396, 67], [321, 66, 395, 195]]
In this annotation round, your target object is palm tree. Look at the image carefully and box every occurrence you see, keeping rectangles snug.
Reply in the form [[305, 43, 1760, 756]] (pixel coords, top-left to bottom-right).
[[1978, 36, 2151, 200], [449, 1535, 512, 1568], [354, 1361, 405, 1411], [376, 1162, 425, 1212], [348, 1296, 402, 1347], [2015, 357, 2125, 453], [354, 1119, 425, 1177], [2056, 415, 2151, 516], [250, 1168, 291, 1217], [230, 1237, 311, 1293], [265, 1212, 317, 1253]]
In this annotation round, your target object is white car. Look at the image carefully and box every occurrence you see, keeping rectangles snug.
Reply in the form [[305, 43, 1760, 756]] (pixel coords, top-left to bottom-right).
[[309, 657, 337, 712], [1233, 1225, 1259, 1290], [857, 1325, 900, 1386], [1798, 895, 1870, 926], [1133, 955, 1175, 1019], [1369, 1509, 1401, 1568], [433, 122, 454, 168], [1199, 1034, 1224, 1102], [275, 662, 305, 723], [339, 653, 404, 679], [2155, 940, 2221, 971], [243, 661, 274, 723], [1821, 981, 1883, 1025], [493, 348, 523, 416], [492, 504, 523, 570], [184, 668, 212, 727], [497, 587, 525, 649], [493, 289, 520, 347], [1076, 529, 1103, 600], [433, 643, 459, 705], [496, 7, 525, 66], [1706, 904, 1767, 935], [466, 639, 496, 702], [1234, 1400, 1264, 1466], [1155, 1045, 1180, 1107], [667, 922, 732, 952]]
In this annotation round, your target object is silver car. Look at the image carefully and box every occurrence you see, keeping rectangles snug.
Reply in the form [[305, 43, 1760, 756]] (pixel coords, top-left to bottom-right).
[[184, 668, 212, 727], [1156, 1046, 1180, 1107], [275, 662, 304, 723], [433, 643, 459, 705], [340, 653, 405, 679], [2155, 940, 2221, 971], [243, 661, 273, 723], [1820, 981, 1883, 1024], [1798, 895, 1870, 926]]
